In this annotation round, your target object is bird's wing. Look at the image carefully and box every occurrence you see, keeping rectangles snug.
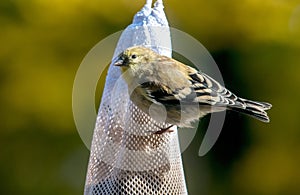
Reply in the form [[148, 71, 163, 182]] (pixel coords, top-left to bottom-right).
[[141, 56, 246, 109], [140, 82, 181, 105], [187, 70, 246, 108]]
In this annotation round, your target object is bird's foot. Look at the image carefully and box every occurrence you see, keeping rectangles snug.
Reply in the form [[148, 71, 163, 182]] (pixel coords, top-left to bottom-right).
[[154, 125, 174, 135]]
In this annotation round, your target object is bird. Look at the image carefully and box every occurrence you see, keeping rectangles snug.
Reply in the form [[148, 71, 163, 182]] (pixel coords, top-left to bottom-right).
[[113, 46, 272, 134]]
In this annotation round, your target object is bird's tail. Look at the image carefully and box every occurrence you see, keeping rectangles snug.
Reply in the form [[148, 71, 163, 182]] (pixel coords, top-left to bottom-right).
[[230, 98, 272, 123]]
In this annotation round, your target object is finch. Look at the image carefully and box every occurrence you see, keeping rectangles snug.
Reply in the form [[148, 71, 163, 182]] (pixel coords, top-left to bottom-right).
[[113, 46, 271, 132]]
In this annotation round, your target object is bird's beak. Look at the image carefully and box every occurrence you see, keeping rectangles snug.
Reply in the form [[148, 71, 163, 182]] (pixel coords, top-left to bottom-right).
[[113, 58, 124, 66]]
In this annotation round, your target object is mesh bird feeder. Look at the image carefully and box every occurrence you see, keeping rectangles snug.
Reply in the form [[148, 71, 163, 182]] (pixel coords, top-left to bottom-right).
[[84, 0, 188, 194]]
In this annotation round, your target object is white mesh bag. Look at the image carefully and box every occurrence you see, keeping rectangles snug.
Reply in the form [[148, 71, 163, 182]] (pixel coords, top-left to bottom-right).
[[84, 0, 188, 194]]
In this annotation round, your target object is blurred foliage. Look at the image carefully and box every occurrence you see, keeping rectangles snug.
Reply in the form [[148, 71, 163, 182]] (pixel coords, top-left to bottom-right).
[[0, 0, 300, 194]]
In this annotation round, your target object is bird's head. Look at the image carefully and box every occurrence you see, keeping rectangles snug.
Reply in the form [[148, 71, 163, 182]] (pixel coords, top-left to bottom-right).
[[113, 46, 154, 72]]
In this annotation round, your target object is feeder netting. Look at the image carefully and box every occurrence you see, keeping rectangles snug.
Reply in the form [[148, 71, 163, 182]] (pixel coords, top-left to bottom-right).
[[84, 0, 188, 194]]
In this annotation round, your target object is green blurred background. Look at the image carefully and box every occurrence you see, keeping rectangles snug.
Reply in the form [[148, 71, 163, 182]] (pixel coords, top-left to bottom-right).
[[1, 0, 299, 194]]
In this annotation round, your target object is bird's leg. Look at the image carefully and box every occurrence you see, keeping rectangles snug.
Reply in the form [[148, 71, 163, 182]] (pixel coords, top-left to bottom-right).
[[154, 124, 174, 134]]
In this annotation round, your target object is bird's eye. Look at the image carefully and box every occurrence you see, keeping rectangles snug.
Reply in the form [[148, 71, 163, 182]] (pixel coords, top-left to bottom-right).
[[131, 54, 137, 59]]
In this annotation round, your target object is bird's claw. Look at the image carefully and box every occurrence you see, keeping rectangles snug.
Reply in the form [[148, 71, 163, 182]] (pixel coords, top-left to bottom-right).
[[154, 125, 174, 134]]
